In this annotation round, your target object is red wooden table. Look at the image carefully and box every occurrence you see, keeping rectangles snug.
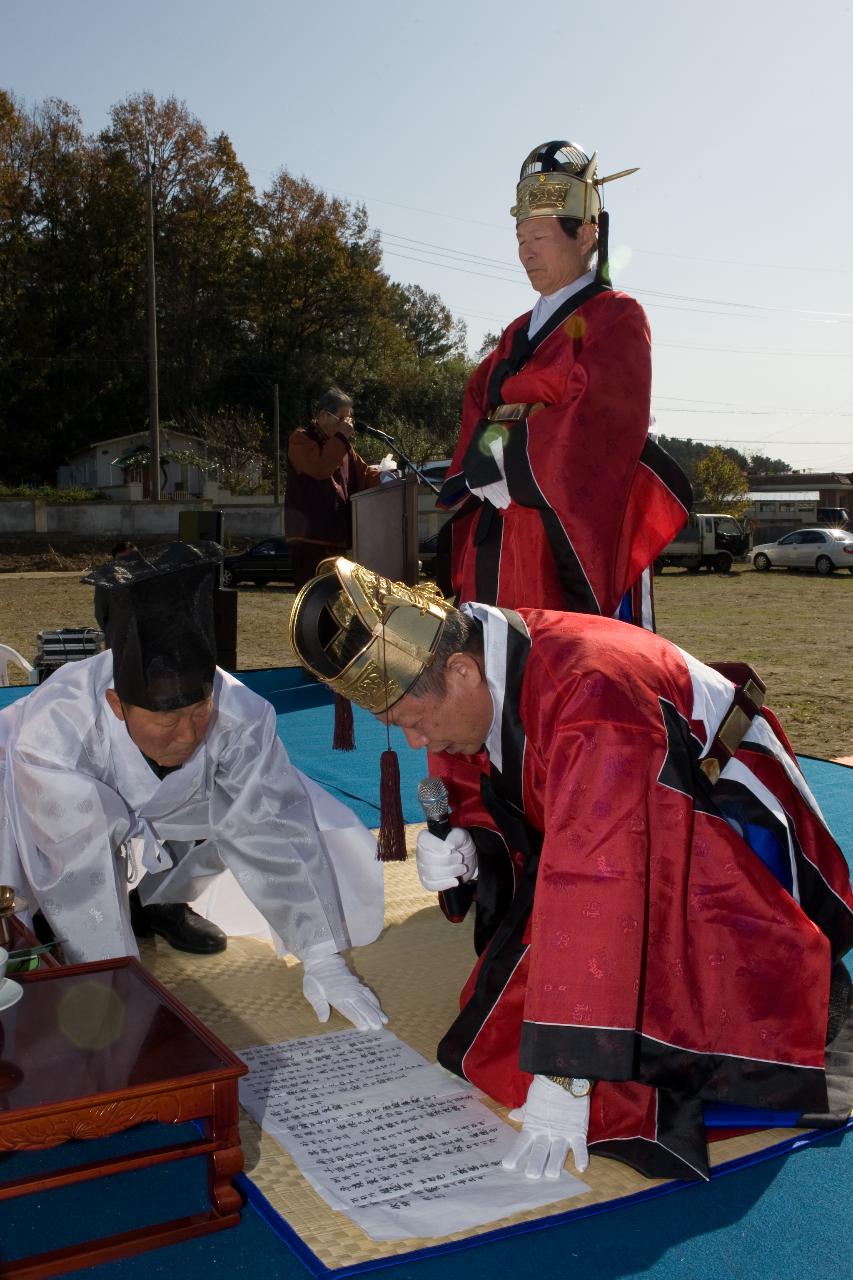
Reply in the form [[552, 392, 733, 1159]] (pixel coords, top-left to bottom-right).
[[0, 956, 247, 1278]]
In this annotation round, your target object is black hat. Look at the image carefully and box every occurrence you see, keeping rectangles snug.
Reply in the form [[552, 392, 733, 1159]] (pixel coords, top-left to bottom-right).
[[85, 542, 223, 712]]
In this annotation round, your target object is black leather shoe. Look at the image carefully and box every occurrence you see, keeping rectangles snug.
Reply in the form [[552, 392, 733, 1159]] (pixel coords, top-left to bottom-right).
[[131, 899, 227, 955]]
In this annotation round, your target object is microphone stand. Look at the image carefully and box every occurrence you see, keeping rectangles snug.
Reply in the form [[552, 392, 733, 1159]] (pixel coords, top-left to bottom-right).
[[357, 427, 441, 496]]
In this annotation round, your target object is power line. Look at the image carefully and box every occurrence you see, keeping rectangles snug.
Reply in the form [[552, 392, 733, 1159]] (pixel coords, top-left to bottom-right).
[[434, 306, 853, 357], [653, 406, 853, 418], [381, 248, 766, 319], [381, 247, 522, 286], [245, 165, 853, 277], [654, 340, 851, 358], [653, 396, 853, 416], [381, 231, 522, 273], [377, 241, 853, 322], [333, 184, 853, 274], [626, 245, 853, 275]]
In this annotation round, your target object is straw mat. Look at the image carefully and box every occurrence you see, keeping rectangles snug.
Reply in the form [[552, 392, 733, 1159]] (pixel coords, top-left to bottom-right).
[[139, 835, 828, 1275]]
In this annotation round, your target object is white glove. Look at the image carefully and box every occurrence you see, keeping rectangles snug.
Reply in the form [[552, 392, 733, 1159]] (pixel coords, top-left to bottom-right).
[[470, 477, 510, 509], [302, 952, 388, 1032], [469, 436, 511, 510], [416, 827, 478, 893], [502, 1075, 590, 1178], [376, 453, 400, 484]]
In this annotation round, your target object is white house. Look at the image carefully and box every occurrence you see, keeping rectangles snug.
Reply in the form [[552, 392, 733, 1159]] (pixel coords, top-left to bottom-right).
[[57, 429, 209, 500]]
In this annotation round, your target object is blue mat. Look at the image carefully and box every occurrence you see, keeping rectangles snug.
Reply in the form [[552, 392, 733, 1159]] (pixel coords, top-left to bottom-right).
[[2, 1121, 850, 1279], [0, 668, 426, 829], [0, 676, 850, 1278], [2, 673, 847, 840]]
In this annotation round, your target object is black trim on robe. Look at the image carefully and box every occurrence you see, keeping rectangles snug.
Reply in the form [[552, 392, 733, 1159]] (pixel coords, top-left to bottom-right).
[[485, 280, 609, 409], [518, 1023, 829, 1113], [466, 826, 518, 956], [591, 1091, 709, 1182], [655, 698, 717, 815], [733, 742, 853, 961], [437, 611, 537, 1077], [640, 436, 693, 515], [453, 283, 611, 608], [659, 703, 853, 962], [492, 610, 532, 811], [472, 504, 503, 605], [503, 421, 600, 613], [434, 611, 845, 1182]]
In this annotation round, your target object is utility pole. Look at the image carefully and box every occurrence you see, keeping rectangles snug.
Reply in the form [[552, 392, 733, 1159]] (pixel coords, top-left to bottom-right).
[[273, 382, 281, 532], [145, 165, 161, 501]]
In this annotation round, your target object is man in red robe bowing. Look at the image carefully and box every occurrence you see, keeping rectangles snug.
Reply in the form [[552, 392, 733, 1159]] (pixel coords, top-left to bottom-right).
[[290, 559, 853, 1184], [437, 139, 691, 627]]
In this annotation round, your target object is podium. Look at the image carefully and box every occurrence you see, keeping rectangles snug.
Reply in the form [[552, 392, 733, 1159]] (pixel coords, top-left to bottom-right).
[[350, 474, 419, 586]]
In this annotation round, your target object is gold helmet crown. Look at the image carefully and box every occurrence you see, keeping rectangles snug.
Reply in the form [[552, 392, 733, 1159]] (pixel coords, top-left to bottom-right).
[[289, 558, 450, 714], [511, 139, 638, 224]]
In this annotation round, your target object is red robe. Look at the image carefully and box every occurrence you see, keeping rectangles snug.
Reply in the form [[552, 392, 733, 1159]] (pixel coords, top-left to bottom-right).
[[438, 287, 691, 616], [430, 608, 853, 1180]]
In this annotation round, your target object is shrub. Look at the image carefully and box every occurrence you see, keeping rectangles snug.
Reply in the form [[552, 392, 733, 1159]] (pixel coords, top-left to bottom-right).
[[0, 484, 111, 504]]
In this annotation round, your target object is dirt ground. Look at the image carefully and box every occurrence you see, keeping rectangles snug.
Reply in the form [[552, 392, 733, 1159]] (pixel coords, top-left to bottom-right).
[[0, 534, 256, 574], [0, 565, 850, 759]]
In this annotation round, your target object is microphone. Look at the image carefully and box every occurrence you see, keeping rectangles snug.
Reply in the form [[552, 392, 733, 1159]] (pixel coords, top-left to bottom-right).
[[417, 777, 476, 924], [354, 420, 396, 445]]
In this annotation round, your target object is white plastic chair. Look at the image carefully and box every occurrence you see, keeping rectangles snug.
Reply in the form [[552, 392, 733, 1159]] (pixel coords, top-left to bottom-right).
[[0, 644, 37, 687]]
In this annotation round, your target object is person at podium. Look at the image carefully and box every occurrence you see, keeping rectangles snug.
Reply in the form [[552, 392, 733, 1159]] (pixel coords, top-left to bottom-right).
[[285, 386, 383, 590]]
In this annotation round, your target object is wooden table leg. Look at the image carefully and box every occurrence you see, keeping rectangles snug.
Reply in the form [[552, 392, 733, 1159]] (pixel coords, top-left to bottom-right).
[[207, 1079, 244, 1217]]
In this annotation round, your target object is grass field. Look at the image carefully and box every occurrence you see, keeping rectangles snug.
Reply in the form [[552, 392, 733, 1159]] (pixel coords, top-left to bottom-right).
[[0, 566, 850, 758]]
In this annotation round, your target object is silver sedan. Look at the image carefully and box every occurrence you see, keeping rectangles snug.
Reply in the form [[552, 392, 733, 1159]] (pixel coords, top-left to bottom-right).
[[752, 527, 853, 575]]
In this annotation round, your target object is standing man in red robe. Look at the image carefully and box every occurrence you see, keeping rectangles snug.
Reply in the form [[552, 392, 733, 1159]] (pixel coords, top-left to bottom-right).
[[432, 141, 695, 920], [290, 560, 853, 1183], [438, 140, 691, 627]]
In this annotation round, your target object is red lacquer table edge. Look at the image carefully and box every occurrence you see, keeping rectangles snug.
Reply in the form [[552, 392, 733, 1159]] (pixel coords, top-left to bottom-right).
[[0, 955, 249, 1279]]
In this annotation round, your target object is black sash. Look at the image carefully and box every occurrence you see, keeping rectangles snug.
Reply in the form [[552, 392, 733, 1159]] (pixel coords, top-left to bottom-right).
[[436, 610, 539, 1076], [462, 280, 609, 491], [457, 283, 610, 607]]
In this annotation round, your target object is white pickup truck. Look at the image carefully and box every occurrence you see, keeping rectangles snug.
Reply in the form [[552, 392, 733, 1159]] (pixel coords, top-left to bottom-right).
[[655, 513, 749, 574]]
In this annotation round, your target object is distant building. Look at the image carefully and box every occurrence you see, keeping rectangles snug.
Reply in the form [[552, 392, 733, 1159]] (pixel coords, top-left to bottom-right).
[[56, 430, 269, 504], [57, 429, 208, 500], [745, 473, 850, 540], [748, 471, 851, 513], [744, 490, 819, 535]]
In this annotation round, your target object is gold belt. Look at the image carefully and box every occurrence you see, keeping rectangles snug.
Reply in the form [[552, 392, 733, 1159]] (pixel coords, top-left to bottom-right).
[[487, 401, 545, 423], [699, 663, 766, 785]]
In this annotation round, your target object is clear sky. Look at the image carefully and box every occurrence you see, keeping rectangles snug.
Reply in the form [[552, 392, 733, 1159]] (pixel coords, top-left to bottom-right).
[[3, 0, 852, 472]]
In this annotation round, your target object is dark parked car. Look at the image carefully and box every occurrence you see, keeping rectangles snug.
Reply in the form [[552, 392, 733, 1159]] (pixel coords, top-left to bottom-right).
[[419, 532, 439, 575], [223, 538, 293, 587]]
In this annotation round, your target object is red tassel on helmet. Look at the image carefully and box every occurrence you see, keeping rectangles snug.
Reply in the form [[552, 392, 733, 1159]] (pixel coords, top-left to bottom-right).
[[377, 748, 406, 861], [333, 692, 355, 751]]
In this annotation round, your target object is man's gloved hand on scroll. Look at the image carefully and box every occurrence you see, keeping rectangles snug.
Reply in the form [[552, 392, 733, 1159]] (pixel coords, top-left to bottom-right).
[[301, 951, 388, 1032], [501, 1074, 590, 1179], [415, 827, 478, 893]]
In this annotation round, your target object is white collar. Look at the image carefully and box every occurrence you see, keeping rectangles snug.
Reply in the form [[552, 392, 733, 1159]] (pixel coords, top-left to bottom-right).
[[105, 695, 206, 813], [460, 602, 509, 772], [528, 268, 596, 337]]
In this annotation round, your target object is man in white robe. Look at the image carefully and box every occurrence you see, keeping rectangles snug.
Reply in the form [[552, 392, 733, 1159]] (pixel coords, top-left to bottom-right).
[[0, 542, 386, 1031]]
